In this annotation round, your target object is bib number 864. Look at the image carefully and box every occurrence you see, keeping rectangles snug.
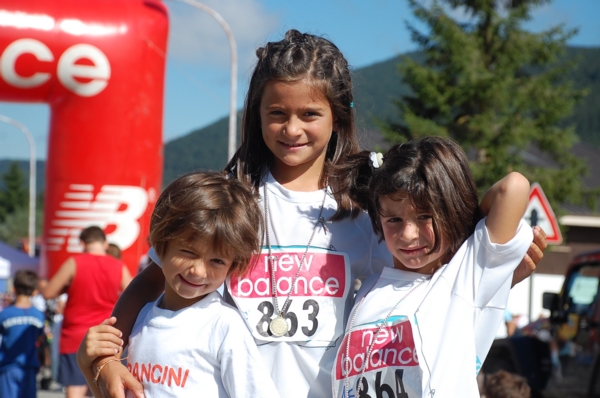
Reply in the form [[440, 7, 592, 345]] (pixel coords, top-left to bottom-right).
[[354, 369, 409, 398], [256, 299, 319, 338]]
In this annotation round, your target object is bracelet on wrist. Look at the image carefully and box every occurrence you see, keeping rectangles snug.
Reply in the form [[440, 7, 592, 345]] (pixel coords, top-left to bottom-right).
[[92, 356, 128, 387]]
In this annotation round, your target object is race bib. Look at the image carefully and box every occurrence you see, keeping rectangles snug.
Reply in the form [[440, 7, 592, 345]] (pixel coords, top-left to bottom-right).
[[227, 247, 351, 345], [333, 316, 423, 398]]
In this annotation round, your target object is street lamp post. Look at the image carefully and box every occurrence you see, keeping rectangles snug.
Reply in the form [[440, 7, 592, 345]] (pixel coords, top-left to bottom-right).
[[173, 0, 238, 160], [0, 115, 36, 258]]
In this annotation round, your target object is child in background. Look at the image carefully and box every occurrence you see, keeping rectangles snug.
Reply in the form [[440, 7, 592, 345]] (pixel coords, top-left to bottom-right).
[[80, 172, 279, 398], [80, 30, 546, 398], [330, 137, 534, 397], [106, 243, 122, 260], [0, 270, 46, 398]]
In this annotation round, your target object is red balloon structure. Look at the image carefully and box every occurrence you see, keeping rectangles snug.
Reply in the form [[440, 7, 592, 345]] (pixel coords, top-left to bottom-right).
[[0, 0, 169, 277]]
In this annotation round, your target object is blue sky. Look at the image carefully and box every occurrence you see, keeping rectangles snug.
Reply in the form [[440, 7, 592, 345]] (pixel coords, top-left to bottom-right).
[[0, 0, 598, 160]]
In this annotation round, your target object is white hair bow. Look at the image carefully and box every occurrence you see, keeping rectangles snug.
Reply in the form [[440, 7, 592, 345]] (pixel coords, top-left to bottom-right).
[[369, 152, 383, 168]]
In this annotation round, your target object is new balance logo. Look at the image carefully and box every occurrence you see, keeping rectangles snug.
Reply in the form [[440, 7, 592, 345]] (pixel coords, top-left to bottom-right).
[[47, 184, 149, 252]]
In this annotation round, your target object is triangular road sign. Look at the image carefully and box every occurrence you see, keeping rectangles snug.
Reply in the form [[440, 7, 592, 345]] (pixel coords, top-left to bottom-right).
[[524, 183, 562, 245]]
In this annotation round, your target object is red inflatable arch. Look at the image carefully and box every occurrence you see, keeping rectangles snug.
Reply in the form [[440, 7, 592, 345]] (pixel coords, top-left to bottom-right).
[[0, 0, 169, 277]]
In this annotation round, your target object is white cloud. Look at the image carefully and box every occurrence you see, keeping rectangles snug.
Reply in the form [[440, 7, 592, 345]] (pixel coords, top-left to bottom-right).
[[165, 0, 279, 71]]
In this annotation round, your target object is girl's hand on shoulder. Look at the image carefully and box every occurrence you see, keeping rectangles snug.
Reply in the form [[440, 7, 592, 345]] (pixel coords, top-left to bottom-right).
[[512, 226, 547, 287], [77, 317, 124, 369], [98, 361, 145, 398]]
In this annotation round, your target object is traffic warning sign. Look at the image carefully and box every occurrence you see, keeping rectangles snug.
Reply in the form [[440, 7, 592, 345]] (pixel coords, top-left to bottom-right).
[[524, 183, 562, 245]]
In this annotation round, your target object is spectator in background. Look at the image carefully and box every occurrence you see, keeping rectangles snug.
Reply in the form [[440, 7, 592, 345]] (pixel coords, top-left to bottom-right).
[[30, 279, 47, 314], [0, 270, 45, 398], [506, 309, 518, 337], [483, 370, 531, 398], [43, 226, 132, 398], [47, 293, 67, 386], [106, 243, 121, 260], [30, 279, 53, 389]]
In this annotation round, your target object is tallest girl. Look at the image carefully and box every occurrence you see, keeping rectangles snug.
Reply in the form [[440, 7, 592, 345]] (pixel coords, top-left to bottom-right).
[[222, 29, 392, 397], [85, 29, 545, 398]]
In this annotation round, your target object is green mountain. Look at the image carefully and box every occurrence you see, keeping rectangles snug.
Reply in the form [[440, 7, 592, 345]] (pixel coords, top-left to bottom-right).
[[163, 46, 600, 185]]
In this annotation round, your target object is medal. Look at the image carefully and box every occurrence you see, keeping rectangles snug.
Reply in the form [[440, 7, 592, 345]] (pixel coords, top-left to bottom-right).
[[269, 315, 289, 337], [264, 181, 328, 339]]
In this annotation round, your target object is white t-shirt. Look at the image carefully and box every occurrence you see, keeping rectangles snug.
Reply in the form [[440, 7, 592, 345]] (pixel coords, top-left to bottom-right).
[[225, 173, 392, 398], [332, 219, 533, 398], [126, 291, 280, 398]]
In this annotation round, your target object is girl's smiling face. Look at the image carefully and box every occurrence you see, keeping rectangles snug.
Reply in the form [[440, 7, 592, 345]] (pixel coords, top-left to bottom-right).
[[160, 239, 234, 311], [260, 79, 335, 188], [379, 195, 448, 275]]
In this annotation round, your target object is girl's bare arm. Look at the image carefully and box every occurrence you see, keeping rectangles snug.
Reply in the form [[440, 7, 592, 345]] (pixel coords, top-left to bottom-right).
[[110, 261, 165, 346], [479, 172, 530, 244]]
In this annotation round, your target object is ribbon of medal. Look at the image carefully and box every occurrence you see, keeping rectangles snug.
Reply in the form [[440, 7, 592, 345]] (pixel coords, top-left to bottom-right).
[[264, 181, 328, 337]]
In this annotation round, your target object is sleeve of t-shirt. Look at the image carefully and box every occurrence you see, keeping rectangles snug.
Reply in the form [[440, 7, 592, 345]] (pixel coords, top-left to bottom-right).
[[471, 218, 533, 308], [469, 218, 533, 370], [218, 309, 281, 398]]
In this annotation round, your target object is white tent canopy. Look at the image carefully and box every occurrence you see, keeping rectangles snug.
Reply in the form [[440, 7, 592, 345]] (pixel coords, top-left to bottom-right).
[[0, 240, 39, 280]]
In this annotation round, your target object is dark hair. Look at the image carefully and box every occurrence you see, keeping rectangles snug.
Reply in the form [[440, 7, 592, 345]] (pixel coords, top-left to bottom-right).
[[331, 136, 482, 261], [225, 29, 360, 217], [79, 226, 106, 244], [150, 172, 262, 276], [484, 370, 531, 398], [13, 270, 39, 296], [107, 243, 121, 259]]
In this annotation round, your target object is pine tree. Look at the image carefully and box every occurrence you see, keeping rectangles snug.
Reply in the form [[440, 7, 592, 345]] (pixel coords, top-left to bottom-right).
[[0, 203, 43, 244], [384, 0, 588, 209], [0, 162, 28, 222]]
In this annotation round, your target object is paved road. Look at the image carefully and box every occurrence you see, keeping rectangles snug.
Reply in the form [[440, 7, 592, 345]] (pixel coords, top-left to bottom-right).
[[542, 361, 594, 398], [37, 388, 63, 398]]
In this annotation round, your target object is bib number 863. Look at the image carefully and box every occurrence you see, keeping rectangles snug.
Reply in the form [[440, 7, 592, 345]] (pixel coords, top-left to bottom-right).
[[256, 299, 319, 338]]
